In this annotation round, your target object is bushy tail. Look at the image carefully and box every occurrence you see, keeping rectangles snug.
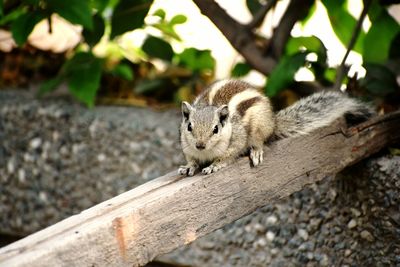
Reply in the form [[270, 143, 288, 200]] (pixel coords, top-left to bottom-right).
[[273, 91, 375, 139]]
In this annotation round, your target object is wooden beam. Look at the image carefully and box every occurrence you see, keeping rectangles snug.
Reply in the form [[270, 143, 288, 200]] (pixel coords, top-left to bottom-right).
[[1, 111, 400, 267]]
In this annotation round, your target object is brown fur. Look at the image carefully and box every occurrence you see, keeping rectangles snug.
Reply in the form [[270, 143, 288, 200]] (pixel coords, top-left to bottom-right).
[[237, 97, 261, 117], [212, 80, 248, 106]]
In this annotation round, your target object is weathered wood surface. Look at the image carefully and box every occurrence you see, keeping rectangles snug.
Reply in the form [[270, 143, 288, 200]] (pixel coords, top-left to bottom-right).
[[1, 111, 399, 267]]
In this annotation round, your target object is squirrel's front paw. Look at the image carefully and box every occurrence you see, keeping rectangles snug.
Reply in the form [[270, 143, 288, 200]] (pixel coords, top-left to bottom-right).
[[250, 148, 263, 166], [202, 162, 227, 175], [178, 165, 197, 176]]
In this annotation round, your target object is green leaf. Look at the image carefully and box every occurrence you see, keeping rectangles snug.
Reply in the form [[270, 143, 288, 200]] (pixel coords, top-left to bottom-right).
[[153, 9, 166, 20], [111, 63, 134, 81], [265, 52, 307, 97], [91, 0, 110, 13], [0, 7, 26, 26], [142, 35, 174, 61], [367, 0, 384, 23], [64, 52, 102, 107], [321, 0, 365, 53], [177, 48, 215, 72], [361, 63, 398, 96], [170, 14, 187, 25], [231, 62, 252, 77], [246, 0, 262, 16], [38, 76, 63, 96], [323, 68, 336, 83], [151, 23, 181, 41], [11, 11, 45, 46], [363, 10, 400, 63], [46, 0, 93, 29], [286, 36, 327, 62], [110, 0, 153, 39], [83, 13, 105, 47]]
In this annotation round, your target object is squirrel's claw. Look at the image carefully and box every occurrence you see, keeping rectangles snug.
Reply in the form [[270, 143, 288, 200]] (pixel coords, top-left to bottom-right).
[[202, 161, 227, 175], [178, 165, 197, 176], [250, 148, 263, 167]]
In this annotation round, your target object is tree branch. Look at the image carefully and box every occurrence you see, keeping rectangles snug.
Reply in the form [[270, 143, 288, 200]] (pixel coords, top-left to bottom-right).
[[247, 0, 279, 29], [268, 0, 314, 59], [192, 0, 277, 75], [333, 0, 372, 91]]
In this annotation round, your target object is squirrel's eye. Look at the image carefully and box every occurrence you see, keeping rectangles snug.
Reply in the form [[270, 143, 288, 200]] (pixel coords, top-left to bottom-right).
[[213, 125, 218, 134], [187, 122, 192, 132]]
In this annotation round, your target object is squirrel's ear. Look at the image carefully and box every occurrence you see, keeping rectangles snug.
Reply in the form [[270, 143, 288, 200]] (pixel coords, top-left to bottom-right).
[[181, 101, 192, 120], [217, 105, 229, 125]]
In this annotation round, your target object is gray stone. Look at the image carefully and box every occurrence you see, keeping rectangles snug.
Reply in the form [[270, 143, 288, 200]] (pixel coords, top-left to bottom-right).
[[360, 230, 375, 242]]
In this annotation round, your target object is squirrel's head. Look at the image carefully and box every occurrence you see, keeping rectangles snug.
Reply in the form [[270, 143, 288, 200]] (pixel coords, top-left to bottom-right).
[[180, 101, 231, 153]]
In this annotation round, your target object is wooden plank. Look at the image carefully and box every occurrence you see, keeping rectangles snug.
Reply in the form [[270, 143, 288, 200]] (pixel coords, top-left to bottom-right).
[[1, 111, 399, 267]]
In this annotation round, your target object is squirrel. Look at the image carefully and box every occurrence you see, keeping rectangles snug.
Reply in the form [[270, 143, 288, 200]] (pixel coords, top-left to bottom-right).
[[178, 79, 375, 176]]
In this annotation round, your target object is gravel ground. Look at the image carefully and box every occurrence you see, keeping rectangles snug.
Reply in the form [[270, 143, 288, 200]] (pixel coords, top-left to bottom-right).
[[0, 90, 183, 235], [1, 90, 399, 266]]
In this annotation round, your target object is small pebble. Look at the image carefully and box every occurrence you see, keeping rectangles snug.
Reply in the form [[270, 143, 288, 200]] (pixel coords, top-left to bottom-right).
[[97, 153, 106, 162], [29, 137, 42, 149], [266, 215, 278, 225], [266, 231, 275, 242], [345, 249, 352, 257], [297, 228, 309, 241], [360, 230, 375, 242], [347, 219, 357, 229]]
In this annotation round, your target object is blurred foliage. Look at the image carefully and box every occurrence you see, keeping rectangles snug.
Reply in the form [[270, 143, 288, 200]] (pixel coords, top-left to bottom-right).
[[0, 0, 215, 107], [1, 0, 399, 110], [241, 0, 400, 111]]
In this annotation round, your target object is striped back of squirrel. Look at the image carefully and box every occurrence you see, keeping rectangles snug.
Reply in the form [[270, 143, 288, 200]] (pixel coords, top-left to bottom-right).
[[193, 80, 273, 128]]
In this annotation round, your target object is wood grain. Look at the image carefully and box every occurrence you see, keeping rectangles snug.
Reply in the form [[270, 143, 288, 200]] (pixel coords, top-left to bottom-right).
[[1, 111, 399, 267]]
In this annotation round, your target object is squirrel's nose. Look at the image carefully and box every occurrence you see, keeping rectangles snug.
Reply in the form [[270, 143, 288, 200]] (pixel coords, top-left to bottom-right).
[[195, 142, 206, 150]]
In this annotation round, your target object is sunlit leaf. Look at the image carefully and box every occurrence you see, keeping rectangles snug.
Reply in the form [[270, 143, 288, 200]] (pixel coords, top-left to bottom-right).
[[83, 13, 105, 47], [231, 62, 252, 77], [170, 14, 187, 25], [321, 0, 365, 53], [286, 35, 327, 62], [142, 35, 174, 61], [265, 52, 307, 97], [153, 9, 166, 20], [323, 68, 336, 83], [110, 0, 152, 38], [363, 10, 400, 63], [11, 11, 45, 45], [151, 23, 181, 41], [46, 0, 93, 29]]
